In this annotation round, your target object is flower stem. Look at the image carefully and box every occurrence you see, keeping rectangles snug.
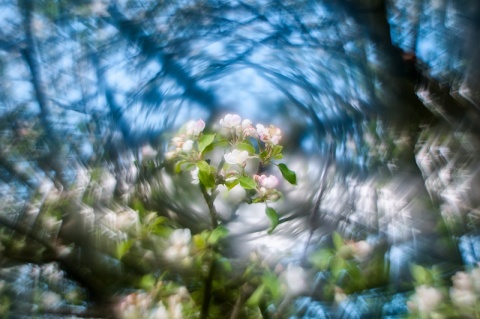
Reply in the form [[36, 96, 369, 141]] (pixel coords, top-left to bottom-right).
[[200, 184, 218, 229], [200, 257, 216, 319]]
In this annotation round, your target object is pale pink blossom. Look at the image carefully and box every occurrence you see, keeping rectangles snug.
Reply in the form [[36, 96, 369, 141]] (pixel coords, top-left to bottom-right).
[[185, 119, 205, 136], [450, 287, 477, 308], [255, 174, 279, 189], [182, 140, 194, 151], [452, 271, 472, 291], [165, 229, 191, 261], [282, 264, 308, 295], [165, 151, 176, 160], [190, 167, 199, 184], [256, 124, 282, 145], [408, 285, 443, 315], [220, 114, 241, 128], [352, 240, 373, 260], [241, 119, 258, 138], [172, 136, 185, 148], [224, 149, 249, 165]]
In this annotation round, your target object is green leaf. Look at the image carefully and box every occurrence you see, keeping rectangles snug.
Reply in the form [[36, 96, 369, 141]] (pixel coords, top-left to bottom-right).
[[149, 216, 168, 236], [272, 145, 283, 157], [259, 150, 268, 161], [139, 274, 156, 289], [278, 163, 297, 185], [239, 176, 257, 190], [246, 284, 265, 306], [332, 232, 344, 250], [116, 240, 134, 259], [217, 257, 232, 273], [193, 234, 207, 250], [411, 264, 432, 285], [331, 256, 348, 279], [214, 139, 229, 147], [265, 207, 279, 234], [225, 179, 239, 190], [236, 141, 256, 155], [208, 226, 228, 245], [262, 271, 283, 300], [309, 249, 334, 270], [174, 160, 186, 173], [132, 199, 145, 217], [197, 160, 211, 173], [198, 134, 216, 153], [198, 169, 215, 188]]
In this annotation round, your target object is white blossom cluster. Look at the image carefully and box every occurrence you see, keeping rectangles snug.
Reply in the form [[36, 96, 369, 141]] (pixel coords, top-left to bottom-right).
[[408, 266, 480, 317], [450, 267, 480, 309], [407, 285, 444, 316], [167, 114, 286, 203], [164, 228, 192, 263], [165, 120, 206, 160], [117, 287, 190, 319]]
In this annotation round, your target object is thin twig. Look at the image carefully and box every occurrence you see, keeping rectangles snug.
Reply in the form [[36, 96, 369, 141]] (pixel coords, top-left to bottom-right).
[[200, 258, 216, 319]]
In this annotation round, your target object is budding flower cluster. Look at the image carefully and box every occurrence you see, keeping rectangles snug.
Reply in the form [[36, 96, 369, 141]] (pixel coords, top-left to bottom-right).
[[165, 114, 295, 214], [219, 114, 281, 145], [449, 267, 480, 309], [165, 119, 206, 160]]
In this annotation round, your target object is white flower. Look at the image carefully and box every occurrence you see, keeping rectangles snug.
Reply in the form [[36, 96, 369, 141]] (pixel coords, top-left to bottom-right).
[[168, 295, 184, 319], [165, 151, 176, 160], [117, 208, 139, 231], [148, 302, 169, 319], [164, 229, 191, 261], [42, 291, 62, 307], [471, 267, 480, 293], [172, 136, 185, 147], [242, 119, 252, 127], [141, 144, 158, 158], [452, 271, 472, 291], [334, 287, 347, 304], [409, 285, 443, 314], [182, 140, 194, 152], [256, 124, 282, 145], [282, 264, 308, 296], [450, 287, 477, 308], [240, 119, 258, 138], [224, 149, 249, 165], [255, 174, 279, 189], [190, 167, 199, 184], [185, 119, 205, 136], [449, 270, 479, 309], [220, 114, 241, 128], [352, 240, 373, 260], [90, 0, 109, 17]]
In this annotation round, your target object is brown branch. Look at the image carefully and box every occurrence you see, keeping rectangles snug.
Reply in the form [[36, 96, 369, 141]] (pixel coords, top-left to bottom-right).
[[200, 258, 216, 319]]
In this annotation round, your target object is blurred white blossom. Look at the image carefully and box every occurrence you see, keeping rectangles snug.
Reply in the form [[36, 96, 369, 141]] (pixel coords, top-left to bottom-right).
[[408, 285, 443, 316], [185, 119, 205, 136], [220, 114, 241, 128], [282, 264, 308, 296], [182, 140, 194, 152], [165, 229, 191, 261], [190, 167, 200, 184], [449, 269, 479, 309], [224, 149, 249, 165]]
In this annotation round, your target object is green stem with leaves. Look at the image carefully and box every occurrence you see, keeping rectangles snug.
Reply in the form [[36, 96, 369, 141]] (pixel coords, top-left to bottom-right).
[[200, 184, 218, 229]]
